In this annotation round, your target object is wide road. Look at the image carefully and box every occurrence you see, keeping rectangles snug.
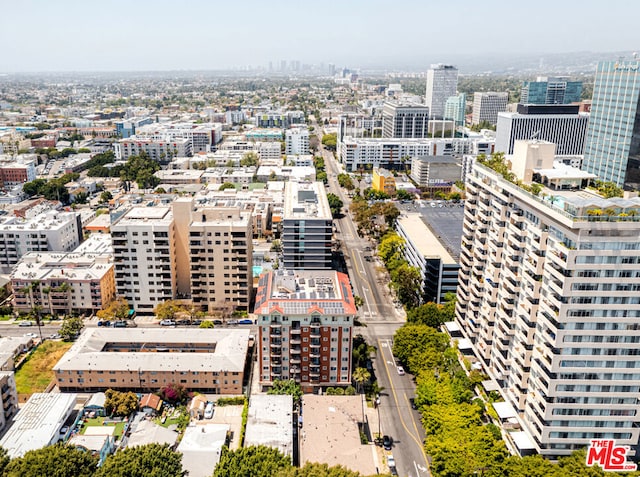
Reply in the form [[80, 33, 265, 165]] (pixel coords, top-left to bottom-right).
[[314, 124, 429, 476]]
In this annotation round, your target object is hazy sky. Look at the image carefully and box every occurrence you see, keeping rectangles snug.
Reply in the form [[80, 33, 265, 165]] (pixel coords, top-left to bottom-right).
[[1, 0, 639, 72]]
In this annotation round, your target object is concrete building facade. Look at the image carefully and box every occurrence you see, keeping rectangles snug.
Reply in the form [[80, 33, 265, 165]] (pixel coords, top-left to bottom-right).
[[285, 128, 310, 155], [382, 101, 429, 139], [425, 64, 458, 119], [282, 182, 333, 270], [472, 92, 509, 126], [410, 156, 461, 186], [456, 141, 640, 457]]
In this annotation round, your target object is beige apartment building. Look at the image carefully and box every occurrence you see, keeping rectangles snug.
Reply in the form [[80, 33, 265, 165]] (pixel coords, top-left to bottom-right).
[[54, 328, 250, 394], [173, 197, 253, 313], [456, 140, 640, 458]]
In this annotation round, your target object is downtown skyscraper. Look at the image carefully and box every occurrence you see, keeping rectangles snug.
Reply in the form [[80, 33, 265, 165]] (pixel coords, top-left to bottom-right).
[[425, 64, 458, 120], [583, 60, 640, 190]]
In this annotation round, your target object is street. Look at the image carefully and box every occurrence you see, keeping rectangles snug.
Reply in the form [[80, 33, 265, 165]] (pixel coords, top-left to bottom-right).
[[315, 126, 430, 476]]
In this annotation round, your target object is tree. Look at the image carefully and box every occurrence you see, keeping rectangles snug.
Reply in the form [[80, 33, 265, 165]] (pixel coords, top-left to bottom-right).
[[390, 262, 421, 308], [337, 173, 354, 190], [240, 152, 259, 167], [95, 443, 184, 477], [99, 191, 112, 203], [105, 389, 139, 417], [199, 320, 215, 328], [219, 182, 237, 191], [321, 133, 337, 151], [326, 193, 343, 217], [277, 462, 372, 477], [59, 316, 84, 341], [97, 297, 130, 321], [214, 445, 291, 477], [159, 382, 189, 404], [396, 189, 413, 201], [377, 232, 405, 268], [268, 379, 302, 401], [0, 447, 9, 475], [55, 282, 73, 316], [4, 444, 97, 477], [153, 300, 183, 321], [392, 325, 449, 373], [408, 302, 452, 328]]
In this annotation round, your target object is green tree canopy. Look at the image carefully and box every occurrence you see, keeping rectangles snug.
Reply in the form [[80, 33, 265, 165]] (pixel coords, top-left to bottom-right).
[[4, 444, 97, 477], [105, 389, 139, 417], [240, 152, 259, 167], [219, 182, 237, 191], [59, 316, 84, 341], [214, 445, 291, 477], [326, 192, 343, 217], [267, 379, 303, 401], [321, 133, 337, 151], [94, 443, 184, 477]]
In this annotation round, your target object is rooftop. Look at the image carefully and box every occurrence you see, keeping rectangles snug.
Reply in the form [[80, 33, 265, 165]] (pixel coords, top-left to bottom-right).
[[283, 182, 331, 220], [397, 213, 456, 264], [113, 206, 173, 226], [177, 423, 229, 477], [414, 205, 465, 260], [0, 392, 77, 458], [254, 269, 356, 316], [53, 328, 250, 373], [244, 394, 293, 459]]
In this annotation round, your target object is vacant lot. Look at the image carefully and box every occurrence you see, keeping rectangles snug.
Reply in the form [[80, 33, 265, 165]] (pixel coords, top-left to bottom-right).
[[15, 340, 72, 394], [81, 417, 127, 438]]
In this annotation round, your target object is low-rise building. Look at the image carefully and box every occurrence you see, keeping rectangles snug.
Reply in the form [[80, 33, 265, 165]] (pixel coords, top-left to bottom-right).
[[177, 424, 229, 477], [410, 156, 461, 186], [372, 167, 396, 195], [54, 328, 250, 394], [0, 393, 77, 458], [245, 394, 293, 461], [0, 372, 18, 435]]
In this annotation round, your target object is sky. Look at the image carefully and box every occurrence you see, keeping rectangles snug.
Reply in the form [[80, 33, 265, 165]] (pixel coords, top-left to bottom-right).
[[1, 0, 639, 72]]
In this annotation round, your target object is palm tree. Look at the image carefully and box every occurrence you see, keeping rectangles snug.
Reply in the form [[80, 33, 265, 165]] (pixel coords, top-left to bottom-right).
[[42, 286, 53, 316], [353, 367, 371, 424], [56, 282, 73, 317]]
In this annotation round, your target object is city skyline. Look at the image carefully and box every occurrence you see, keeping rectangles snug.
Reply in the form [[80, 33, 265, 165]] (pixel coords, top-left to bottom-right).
[[2, 0, 640, 73]]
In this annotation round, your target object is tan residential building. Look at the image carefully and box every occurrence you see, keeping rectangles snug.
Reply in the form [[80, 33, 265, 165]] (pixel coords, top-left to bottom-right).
[[54, 328, 250, 394], [173, 197, 253, 313], [0, 372, 18, 435], [456, 140, 640, 458]]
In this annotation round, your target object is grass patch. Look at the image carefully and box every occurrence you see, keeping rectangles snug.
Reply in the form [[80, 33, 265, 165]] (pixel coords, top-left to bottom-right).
[[80, 417, 126, 438], [15, 341, 73, 394], [0, 315, 12, 321]]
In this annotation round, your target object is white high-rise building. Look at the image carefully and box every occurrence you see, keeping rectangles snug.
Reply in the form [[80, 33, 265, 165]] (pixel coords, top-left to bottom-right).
[[425, 64, 458, 120], [285, 128, 310, 155], [456, 140, 640, 458], [382, 101, 429, 139], [472, 92, 509, 126]]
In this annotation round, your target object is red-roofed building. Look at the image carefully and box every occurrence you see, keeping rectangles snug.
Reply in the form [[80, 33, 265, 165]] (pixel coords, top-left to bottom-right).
[[254, 269, 356, 393]]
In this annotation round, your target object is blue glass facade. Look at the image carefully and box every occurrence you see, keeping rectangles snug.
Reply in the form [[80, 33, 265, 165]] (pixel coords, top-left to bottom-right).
[[521, 78, 582, 105], [583, 61, 640, 189]]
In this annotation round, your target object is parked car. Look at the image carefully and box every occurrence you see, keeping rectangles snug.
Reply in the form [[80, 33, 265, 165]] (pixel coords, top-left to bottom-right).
[[383, 435, 393, 450], [238, 318, 254, 325], [227, 320, 239, 325], [114, 320, 127, 328], [160, 320, 176, 326], [212, 319, 223, 325], [176, 319, 190, 326], [387, 454, 397, 475], [204, 402, 214, 419], [19, 321, 33, 327], [191, 319, 202, 326], [409, 398, 418, 410], [396, 366, 405, 376]]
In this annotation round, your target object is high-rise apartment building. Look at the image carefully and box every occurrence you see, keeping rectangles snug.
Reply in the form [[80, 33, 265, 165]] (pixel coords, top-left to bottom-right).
[[583, 60, 640, 190], [472, 92, 509, 126], [0, 210, 83, 274], [520, 77, 582, 105], [382, 101, 429, 139], [456, 140, 640, 458], [111, 206, 176, 314], [173, 198, 253, 313], [444, 93, 466, 127], [425, 64, 458, 119], [495, 105, 588, 155], [282, 182, 333, 270], [254, 269, 356, 392]]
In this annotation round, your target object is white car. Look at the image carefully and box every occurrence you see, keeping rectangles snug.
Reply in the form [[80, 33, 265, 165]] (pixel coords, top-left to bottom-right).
[[397, 366, 405, 376], [204, 402, 214, 419]]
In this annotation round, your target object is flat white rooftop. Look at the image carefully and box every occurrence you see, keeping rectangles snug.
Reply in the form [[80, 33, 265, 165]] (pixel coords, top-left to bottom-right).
[[244, 394, 293, 459], [177, 423, 229, 477], [53, 328, 249, 373], [0, 393, 77, 458]]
